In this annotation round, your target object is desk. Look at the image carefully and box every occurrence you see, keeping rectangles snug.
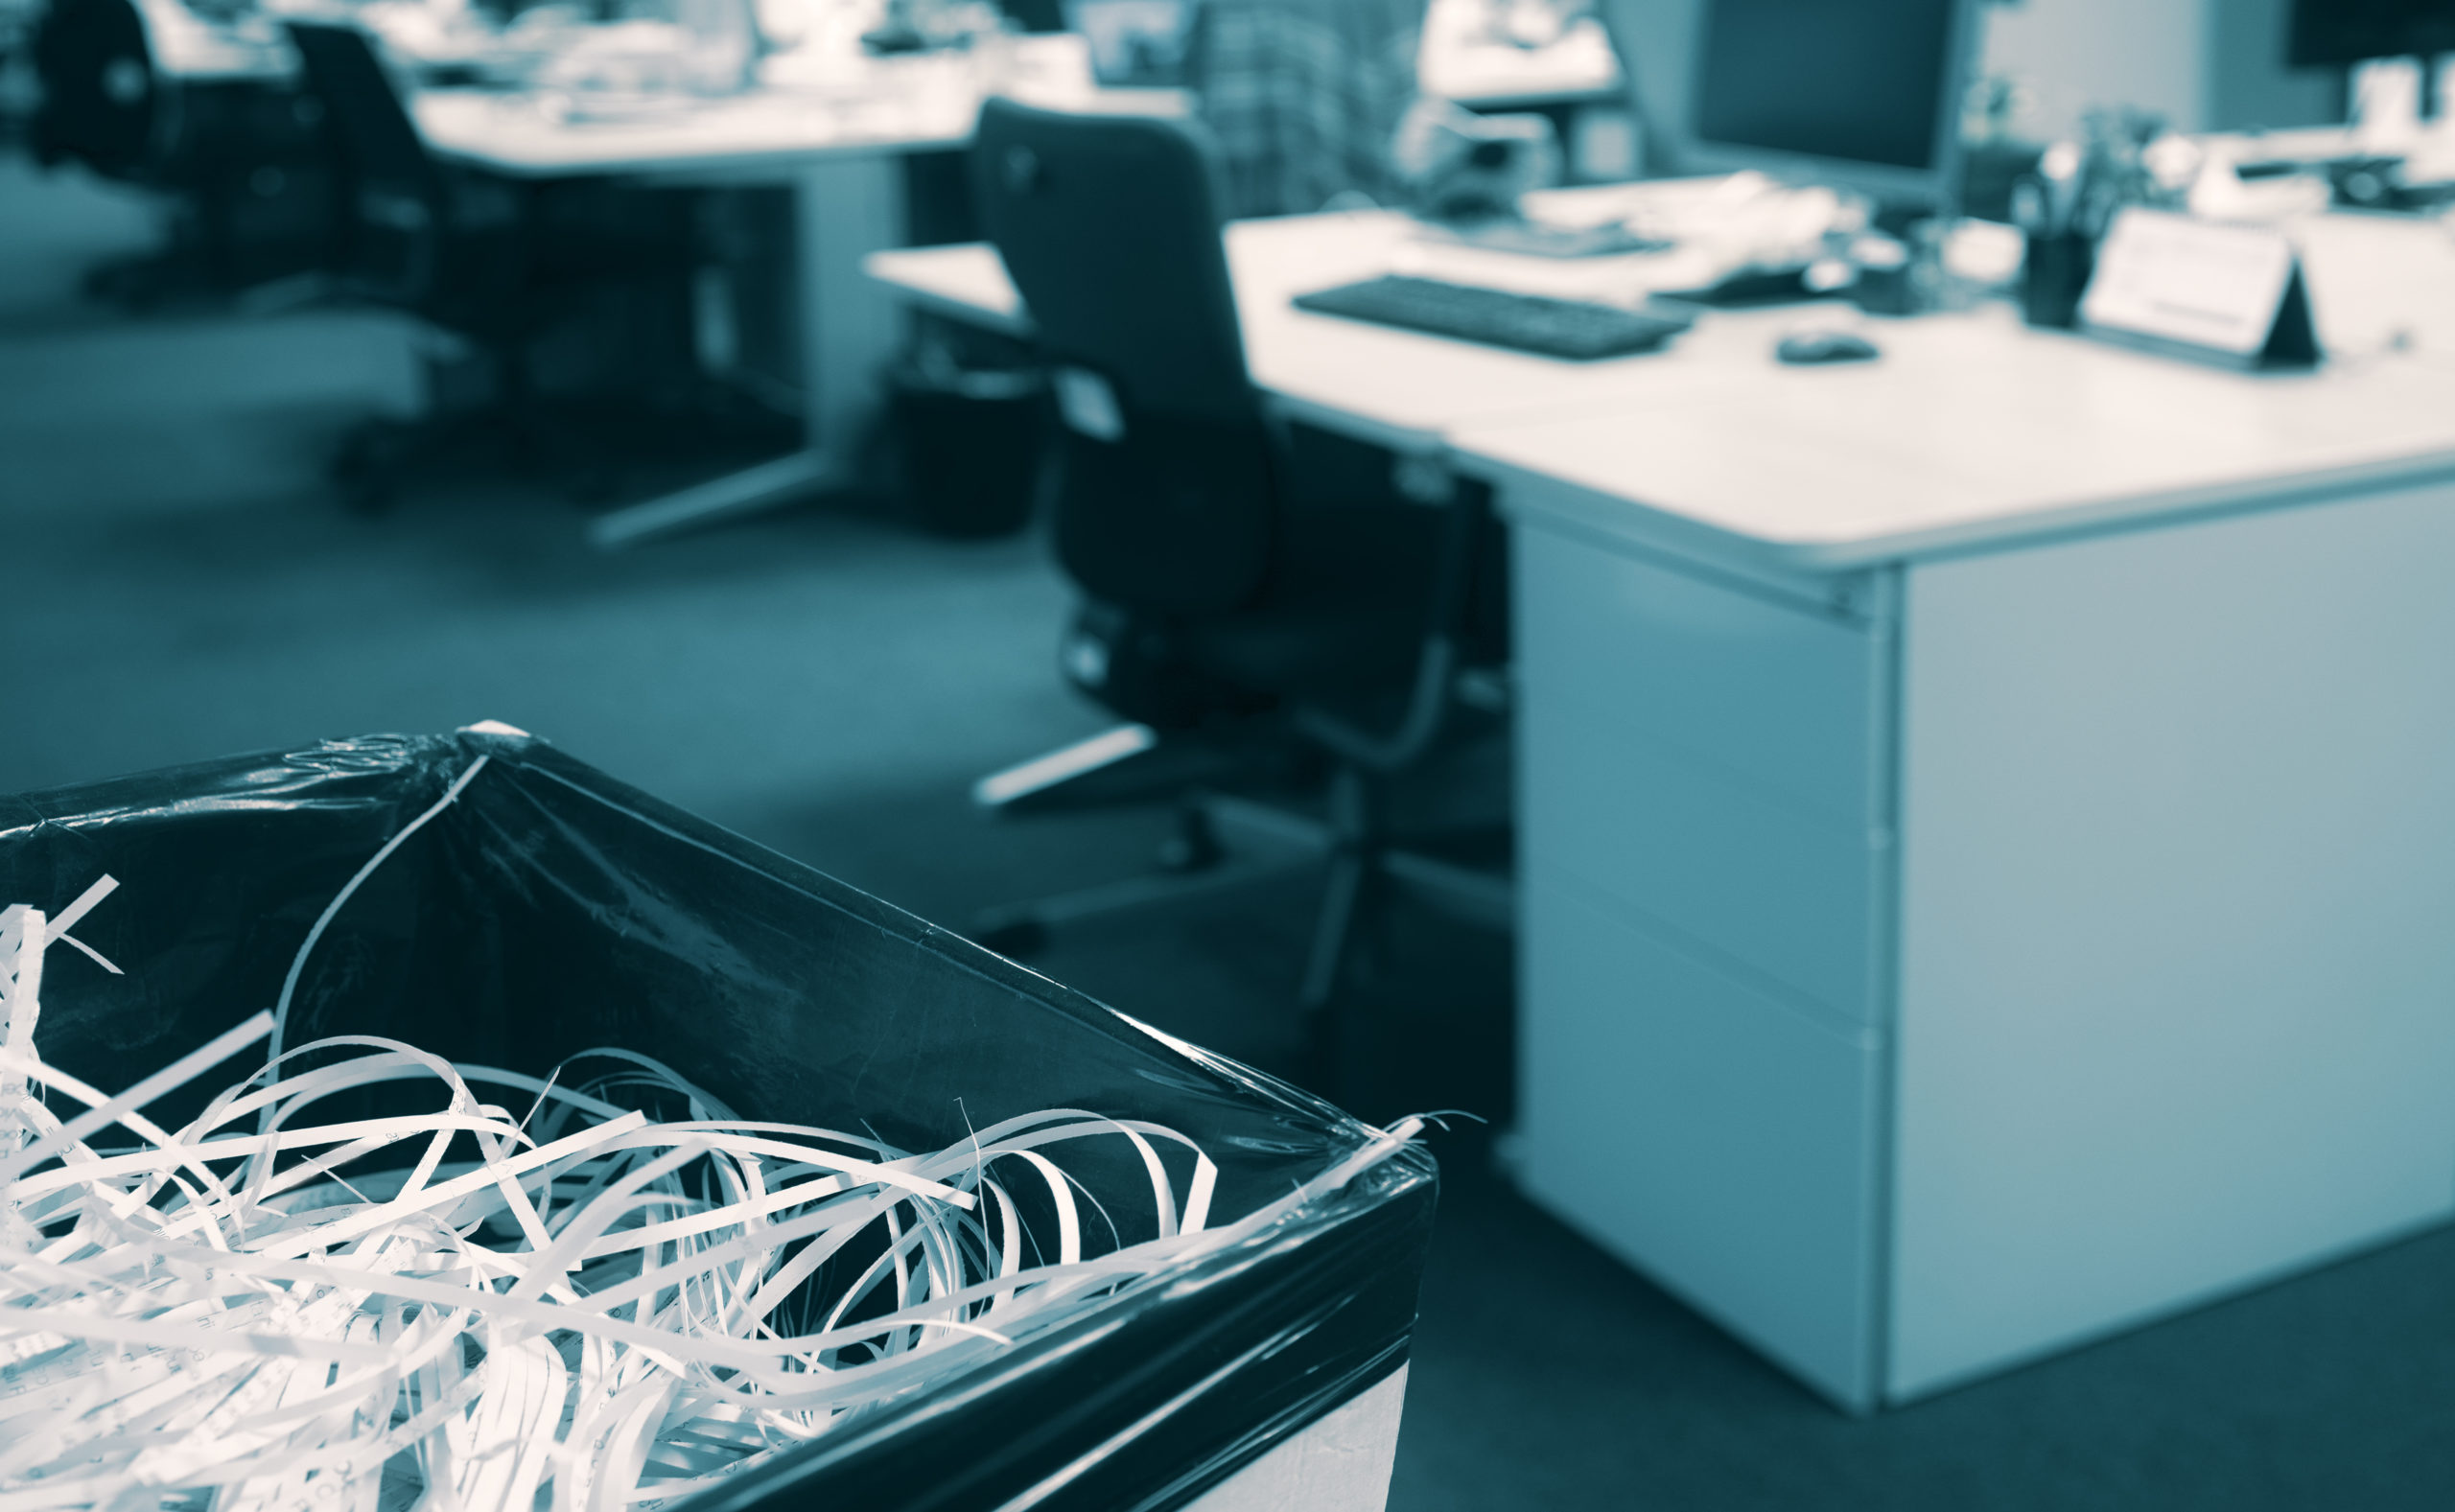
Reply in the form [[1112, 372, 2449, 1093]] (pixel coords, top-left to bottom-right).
[[1417, 0, 1621, 109], [865, 185, 1804, 453], [137, 0, 288, 81], [412, 40, 1111, 547], [1417, 0, 1628, 180], [869, 194, 2455, 1409], [1461, 302, 2455, 1409]]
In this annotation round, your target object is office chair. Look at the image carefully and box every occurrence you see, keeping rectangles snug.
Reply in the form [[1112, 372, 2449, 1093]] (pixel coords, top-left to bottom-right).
[[29, 0, 331, 304], [285, 22, 699, 508], [966, 97, 1512, 1035], [28, 0, 158, 179]]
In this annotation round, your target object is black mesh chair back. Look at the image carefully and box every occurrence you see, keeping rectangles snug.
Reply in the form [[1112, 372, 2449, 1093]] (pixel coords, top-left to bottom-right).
[[30, 0, 164, 178], [970, 96, 1277, 617], [285, 21, 451, 300]]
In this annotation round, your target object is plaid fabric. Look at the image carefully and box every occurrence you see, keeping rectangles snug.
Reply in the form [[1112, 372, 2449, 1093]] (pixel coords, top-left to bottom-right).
[[1188, 0, 1429, 219]]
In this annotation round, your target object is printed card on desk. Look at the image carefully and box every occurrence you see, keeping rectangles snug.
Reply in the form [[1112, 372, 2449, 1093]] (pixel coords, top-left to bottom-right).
[[2079, 207, 2321, 370]]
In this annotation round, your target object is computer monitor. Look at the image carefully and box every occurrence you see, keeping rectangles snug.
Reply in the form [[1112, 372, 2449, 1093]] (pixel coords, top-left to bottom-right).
[[2288, 0, 2455, 68], [1600, 0, 1979, 209]]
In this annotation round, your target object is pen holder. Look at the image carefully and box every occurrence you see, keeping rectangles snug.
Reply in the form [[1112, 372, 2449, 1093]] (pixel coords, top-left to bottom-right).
[[2022, 230, 2095, 329]]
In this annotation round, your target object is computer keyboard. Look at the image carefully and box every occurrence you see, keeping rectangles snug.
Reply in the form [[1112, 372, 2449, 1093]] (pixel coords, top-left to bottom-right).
[[1292, 275, 1695, 361]]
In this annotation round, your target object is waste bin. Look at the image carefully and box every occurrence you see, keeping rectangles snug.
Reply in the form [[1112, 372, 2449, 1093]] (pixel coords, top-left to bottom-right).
[[0, 725, 1436, 1512], [890, 339, 1048, 538]]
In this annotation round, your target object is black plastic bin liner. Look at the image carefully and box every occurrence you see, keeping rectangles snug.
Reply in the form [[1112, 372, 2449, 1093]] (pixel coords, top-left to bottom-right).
[[0, 727, 1438, 1512]]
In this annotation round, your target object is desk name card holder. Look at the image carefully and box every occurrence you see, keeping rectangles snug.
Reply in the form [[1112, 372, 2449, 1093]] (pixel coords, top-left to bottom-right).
[[2077, 207, 2319, 371]]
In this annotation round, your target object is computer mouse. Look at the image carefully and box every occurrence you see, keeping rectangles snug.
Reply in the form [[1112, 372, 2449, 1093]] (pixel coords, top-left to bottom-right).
[[1775, 330, 1881, 365]]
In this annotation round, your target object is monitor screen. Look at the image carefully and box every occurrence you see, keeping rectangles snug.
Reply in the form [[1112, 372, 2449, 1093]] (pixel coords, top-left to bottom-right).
[[1691, 0, 1963, 173], [2287, 0, 2455, 67]]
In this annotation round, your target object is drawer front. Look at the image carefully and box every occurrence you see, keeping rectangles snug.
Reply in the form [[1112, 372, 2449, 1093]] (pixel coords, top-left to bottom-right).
[[1517, 523, 1889, 1025], [1518, 876, 1884, 1409], [1517, 524, 1878, 826], [1526, 689, 1879, 1024]]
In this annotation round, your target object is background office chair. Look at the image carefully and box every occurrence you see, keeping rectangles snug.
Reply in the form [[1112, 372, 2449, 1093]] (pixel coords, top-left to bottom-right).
[[285, 21, 699, 508], [30, 0, 330, 304], [966, 97, 1511, 1037]]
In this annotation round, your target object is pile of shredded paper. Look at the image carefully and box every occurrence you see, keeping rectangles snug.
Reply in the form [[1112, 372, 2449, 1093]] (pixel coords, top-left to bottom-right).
[[0, 869, 1408, 1512]]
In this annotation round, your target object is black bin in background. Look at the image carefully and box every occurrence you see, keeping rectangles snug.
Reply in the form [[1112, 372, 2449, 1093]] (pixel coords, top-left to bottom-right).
[[891, 339, 1048, 537], [0, 727, 1437, 1512]]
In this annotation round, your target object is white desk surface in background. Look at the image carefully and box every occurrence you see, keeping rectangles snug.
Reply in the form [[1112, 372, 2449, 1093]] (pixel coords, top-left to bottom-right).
[[865, 202, 1822, 453], [415, 81, 973, 178], [141, 0, 290, 81], [415, 42, 1126, 180], [870, 195, 2455, 567], [1417, 0, 1622, 106]]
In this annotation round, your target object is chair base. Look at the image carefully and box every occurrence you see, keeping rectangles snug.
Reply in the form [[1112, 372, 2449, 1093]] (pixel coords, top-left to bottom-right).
[[325, 363, 802, 516], [972, 766, 1512, 1036]]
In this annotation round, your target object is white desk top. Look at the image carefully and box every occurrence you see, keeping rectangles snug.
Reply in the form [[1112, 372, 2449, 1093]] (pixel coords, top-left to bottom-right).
[[416, 41, 1120, 180], [1461, 303, 2455, 570], [866, 191, 2455, 570], [867, 195, 1804, 453], [415, 79, 972, 178], [142, 0, 289, 81], [1417, 0, 1622, 107]]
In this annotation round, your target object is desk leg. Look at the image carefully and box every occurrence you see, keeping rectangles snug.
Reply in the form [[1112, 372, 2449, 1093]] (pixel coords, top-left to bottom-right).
[[588, 155, 909, 549]]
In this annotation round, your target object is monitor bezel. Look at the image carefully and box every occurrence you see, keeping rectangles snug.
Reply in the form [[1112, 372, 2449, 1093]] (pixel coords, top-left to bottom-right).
[[1661, 0, 1982, 211]]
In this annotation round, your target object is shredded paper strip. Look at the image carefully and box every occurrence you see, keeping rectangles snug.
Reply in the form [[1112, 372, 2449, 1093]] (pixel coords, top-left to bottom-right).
[[0, 759, 1417, 1512]]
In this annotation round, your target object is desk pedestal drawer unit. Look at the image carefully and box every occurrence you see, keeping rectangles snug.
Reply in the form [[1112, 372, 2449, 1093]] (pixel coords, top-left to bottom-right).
[[1508, 479, 2455, 1410]]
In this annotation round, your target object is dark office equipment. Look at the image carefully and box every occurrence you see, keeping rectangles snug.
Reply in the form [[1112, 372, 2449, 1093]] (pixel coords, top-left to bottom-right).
[[1774, 328, 1880, 364], [1, 727, 1435, 1512], [1844, 233, 1920, 315], [1600, 0, 1979, 207], [965, 97, 1512, 1033], [2325, 153, 2455, 208], [1295, 275, 1693, 360], [28, 0, 332, 303], [28, 0, 156, 177], [285, 21, 697, 508], [889, 341, 1046, 536], [2021, 230, 2094, 328], [997, 0, 1070, 31], [2287, 0, 2455, 68]]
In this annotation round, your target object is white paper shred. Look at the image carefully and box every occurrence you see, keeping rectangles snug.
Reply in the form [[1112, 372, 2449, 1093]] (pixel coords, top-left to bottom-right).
[[1, 762, 1420, 1512]]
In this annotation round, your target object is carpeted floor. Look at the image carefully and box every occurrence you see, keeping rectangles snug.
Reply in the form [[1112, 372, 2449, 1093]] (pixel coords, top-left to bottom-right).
[[5, 158, 2452, 1511]]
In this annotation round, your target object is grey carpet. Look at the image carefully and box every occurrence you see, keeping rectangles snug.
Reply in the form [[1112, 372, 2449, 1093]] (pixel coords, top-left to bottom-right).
[[4, 158, 2451, 1511]]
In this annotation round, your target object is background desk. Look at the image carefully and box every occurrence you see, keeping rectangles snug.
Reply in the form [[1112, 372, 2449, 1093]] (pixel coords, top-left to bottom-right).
[[414, 43, 1111, 547], [872, 199, 2455, 1410]]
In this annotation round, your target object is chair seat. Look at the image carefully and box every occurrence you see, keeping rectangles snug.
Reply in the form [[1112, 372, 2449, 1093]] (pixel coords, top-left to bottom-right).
[[1179, 498, 1446, 699]]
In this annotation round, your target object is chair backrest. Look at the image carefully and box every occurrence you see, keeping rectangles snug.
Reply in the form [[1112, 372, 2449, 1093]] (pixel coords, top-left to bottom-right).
[[30, 0, 163, 179], [285, 21, 446, 292], [970, 96, 1277, 618]]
